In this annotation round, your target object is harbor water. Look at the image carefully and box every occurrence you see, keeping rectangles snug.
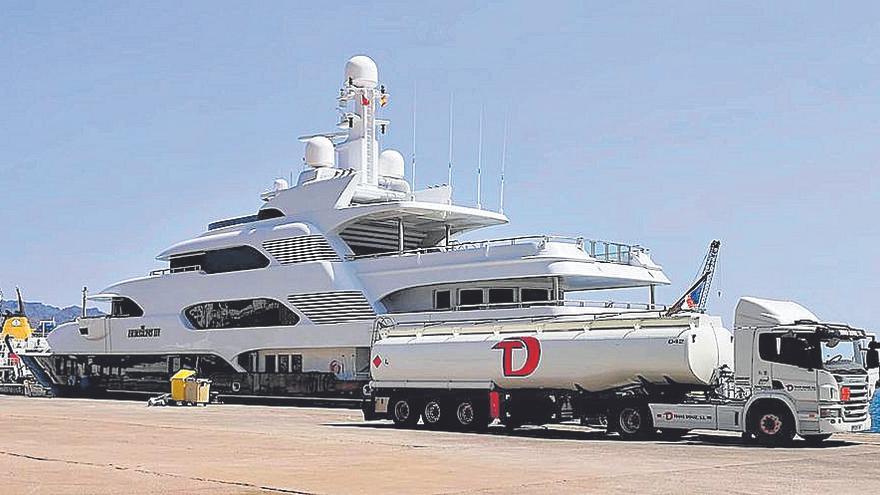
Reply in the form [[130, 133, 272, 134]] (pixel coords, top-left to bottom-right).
[[872, 393, 880, 433]]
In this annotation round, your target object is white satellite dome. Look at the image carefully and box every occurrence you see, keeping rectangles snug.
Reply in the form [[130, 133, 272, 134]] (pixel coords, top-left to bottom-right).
[[304, 137, 335, 168], [378, 149, 405, 178], [273, 178, 289, 191], [344, 55, 378, 89]]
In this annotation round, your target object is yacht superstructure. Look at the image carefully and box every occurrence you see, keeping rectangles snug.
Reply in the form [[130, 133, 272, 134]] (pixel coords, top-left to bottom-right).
[[36, 56, 671, 399]]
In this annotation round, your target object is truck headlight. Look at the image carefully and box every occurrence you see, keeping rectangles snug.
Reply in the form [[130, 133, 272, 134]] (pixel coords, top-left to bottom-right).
[[820, 408, 841, 418]]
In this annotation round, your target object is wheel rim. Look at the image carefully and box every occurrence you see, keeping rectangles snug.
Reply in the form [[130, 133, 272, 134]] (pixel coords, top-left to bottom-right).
[[619, 408, 641, 434], [456, 402, 475, 425], [424, 401, 442, 424], [759, 413, 782, 435], [394, 400, 411, 422]]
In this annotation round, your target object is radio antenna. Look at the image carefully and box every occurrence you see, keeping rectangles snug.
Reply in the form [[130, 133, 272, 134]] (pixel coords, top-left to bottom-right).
[[447, 92, 454, 203], [411, 82, 417, 196], [500, 113, 508, 214], [476, 105, 483, 209]]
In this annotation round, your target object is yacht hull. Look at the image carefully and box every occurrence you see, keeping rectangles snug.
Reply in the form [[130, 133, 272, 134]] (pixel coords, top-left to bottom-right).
[[28, 353, 366, 399]]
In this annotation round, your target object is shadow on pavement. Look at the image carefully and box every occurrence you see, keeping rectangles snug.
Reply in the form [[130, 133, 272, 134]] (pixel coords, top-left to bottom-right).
[[327, 421, 862, 448]]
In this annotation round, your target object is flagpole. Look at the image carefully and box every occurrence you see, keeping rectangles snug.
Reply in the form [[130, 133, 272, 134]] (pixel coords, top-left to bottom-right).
[[477, 105, 483, 210]]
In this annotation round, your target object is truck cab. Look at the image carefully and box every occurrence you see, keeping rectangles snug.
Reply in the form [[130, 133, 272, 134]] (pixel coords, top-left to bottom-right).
[[730, 297, 875, 440]]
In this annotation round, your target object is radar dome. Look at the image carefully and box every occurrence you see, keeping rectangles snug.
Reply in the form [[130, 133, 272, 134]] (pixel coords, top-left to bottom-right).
[[273, 178, 289, 191], [344, 55, 378, 88], [379, 149, 405, 178], [304, 137, 335, 168]]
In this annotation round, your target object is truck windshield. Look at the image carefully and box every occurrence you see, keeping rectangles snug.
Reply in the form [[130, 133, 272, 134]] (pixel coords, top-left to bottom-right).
[[820, 339, 860, 371]]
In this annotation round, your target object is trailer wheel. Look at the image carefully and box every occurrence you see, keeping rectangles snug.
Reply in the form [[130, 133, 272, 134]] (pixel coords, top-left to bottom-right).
[[614, 404, 652, 440], [453, 398, 489, 431], [422, 398, 445, 428], [749, 405, 795, 446], [390, 396, 420, 428]]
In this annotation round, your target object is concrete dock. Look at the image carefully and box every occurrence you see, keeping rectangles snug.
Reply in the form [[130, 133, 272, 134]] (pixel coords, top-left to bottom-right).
[[2, 396, 879, 494]]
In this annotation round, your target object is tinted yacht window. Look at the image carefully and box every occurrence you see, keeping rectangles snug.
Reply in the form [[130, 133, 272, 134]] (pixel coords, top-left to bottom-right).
[[170, 246, 270, 274], [111, 297, 144, 317], [184, 298, 299, 330]]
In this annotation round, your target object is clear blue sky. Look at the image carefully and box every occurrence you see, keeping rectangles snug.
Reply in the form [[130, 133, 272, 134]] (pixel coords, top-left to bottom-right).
[[1, 2, 878, 329]]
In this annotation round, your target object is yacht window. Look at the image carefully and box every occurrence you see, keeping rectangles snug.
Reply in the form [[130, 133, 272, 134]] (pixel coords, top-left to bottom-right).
[[521, 288, 550, 303], [264, 355, 276, 373], [435, 290, 451, 310], [278, 354, 290, 373], [170, 246, 270, 274], [184, 298, 299, 330], [111, 297, 144, 318], [488, 289, 515, 305], [202, 246, 270, 273], [459, 289, 484, 310], [291, 355, 303, 373]]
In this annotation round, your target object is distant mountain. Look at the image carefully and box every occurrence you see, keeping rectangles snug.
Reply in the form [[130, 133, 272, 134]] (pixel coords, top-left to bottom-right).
[[1, 301, 103, 327]]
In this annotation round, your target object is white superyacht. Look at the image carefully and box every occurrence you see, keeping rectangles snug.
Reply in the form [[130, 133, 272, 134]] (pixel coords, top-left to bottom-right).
[[36, 56, 671, 399]]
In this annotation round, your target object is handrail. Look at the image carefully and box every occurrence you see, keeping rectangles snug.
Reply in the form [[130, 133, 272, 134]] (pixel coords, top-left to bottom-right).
[[450, 299, 667, 312], [375, 303, 678, 337], [150, 265, 202, 276], [346, 234, 644, 263]]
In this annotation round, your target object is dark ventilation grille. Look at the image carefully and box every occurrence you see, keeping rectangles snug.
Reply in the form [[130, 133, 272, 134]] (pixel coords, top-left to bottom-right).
[[262, 236, 340, 264], [339, 220, 427, 255], [287, 291, 376, 325]]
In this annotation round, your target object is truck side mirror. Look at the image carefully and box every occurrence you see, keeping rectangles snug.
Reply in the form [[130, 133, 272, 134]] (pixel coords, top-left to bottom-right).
[[867, 349, 879, 369]]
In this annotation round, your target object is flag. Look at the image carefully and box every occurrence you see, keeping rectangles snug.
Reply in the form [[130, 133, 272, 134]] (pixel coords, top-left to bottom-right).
[[362, 95, 370, 106], [665, 271, 709, 316], [683, 279, 706, 310], [379, 94, 388, 107]]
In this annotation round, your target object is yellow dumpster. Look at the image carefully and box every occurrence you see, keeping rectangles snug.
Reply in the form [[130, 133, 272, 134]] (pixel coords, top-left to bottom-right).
[[170, 369, 196, 402]]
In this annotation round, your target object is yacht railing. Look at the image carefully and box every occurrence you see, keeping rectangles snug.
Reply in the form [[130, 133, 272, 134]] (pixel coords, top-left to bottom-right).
[[150, 265, 202, 276], [450, 299, 666, 312], [347, 235, 643, 264]]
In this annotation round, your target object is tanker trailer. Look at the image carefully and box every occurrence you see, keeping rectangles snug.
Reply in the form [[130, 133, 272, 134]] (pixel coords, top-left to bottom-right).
[[362, 297, 876, 445], [363, 310, 733, 436]]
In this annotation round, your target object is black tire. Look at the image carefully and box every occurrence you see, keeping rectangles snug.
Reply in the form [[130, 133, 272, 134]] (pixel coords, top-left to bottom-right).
[[452, 397, 489, 431], [614, 403, 653, 440], [390, 396, 420, 428], [750, 405, 795, 447], [659, 428, 690, 440], [422, 397, 445, 428], [803, 434, 832, 446]]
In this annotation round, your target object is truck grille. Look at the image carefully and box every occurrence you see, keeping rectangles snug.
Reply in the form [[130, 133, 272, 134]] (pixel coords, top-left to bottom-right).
[[835, 374, 870, 422]]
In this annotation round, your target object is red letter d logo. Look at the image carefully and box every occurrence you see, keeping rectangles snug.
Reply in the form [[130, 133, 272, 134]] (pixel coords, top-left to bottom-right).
[[492, 336, 541, 377]]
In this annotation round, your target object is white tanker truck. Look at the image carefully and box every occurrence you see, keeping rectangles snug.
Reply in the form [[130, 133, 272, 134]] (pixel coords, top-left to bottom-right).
[[362, 297, 877, 445]]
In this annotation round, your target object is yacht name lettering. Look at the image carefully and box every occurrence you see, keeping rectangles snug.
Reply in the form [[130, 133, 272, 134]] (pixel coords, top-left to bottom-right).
[[127, 327, 161, 338]]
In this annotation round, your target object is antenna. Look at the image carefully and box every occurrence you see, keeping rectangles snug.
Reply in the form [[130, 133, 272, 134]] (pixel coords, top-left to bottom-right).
[[476, 105, 483, 209], [411, 82, 417, 195], [500, 113, 508, 214], [447, 92, 454, 203]]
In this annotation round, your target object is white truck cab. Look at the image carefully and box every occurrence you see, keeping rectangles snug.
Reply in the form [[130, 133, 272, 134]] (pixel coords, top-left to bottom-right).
[[650, 297, 876, 444]]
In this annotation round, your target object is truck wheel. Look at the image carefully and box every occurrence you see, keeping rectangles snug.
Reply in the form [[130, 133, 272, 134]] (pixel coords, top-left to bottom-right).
[[750, 406, 795, 446], [390, 396, 420, 428], [453, 398, 489, 431], [422, 398, 445, 428], [615, 404, 652, 440], [803, 434, 832, 446]]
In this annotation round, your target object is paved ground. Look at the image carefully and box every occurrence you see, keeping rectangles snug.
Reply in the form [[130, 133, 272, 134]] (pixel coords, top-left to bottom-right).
[[2, 396, 879, 494]]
